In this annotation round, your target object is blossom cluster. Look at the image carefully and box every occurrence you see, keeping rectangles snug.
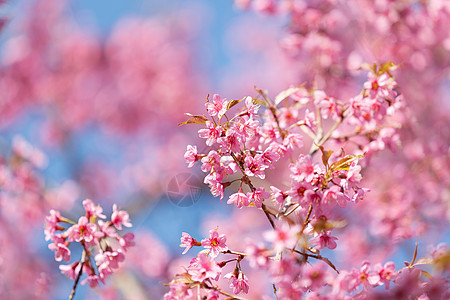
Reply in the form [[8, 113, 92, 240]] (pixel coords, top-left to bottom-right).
[[164, 63, 446, 299], [232, 0, 450, 245], [184, 64, 401, 222], [167, 221, 449, 299], [45, 199, 134, 291], [165, 229, 249, 299], [1, 0, 448, 298]]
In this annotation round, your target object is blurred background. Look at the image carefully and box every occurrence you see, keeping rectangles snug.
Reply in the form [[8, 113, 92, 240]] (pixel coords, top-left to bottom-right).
[[0, 0, 295, 298], [0, 0, 448, 299]]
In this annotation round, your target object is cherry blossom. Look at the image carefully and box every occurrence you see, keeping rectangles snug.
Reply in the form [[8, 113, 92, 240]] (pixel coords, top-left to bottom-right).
[[187, 252, 222, 282], [224, 271, 249, 295], [227, 188, 251, 209], [45, 200, 133, 296], [201, 229, 228, 258], [111, 204, 132, 230]]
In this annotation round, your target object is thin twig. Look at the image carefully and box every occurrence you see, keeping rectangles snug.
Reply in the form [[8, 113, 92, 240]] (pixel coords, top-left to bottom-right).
[[262, 204, 276, 229], [69, 250, 86, 300], [223, 249, 247, 256], [301, 204, 313, 233], [310, 116, 343, 156], [230, 152, 275, 229], [297, 124, 317, 140], [283, 202, 300, 217], [292, 249, 339, 274]]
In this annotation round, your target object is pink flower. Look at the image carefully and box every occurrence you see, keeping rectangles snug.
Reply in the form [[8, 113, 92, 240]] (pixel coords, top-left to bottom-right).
[[237, 116, 259, 138], [44, 209, 62, 241], [187, 252, 221, 282], [430, 243, 448, 260], [246, 240, 269, 267], [260, 146, 281, 167], [209, 181, 225, 201], [201, 150, 221, 173], [111, 204, 132, 230], [180, 232, 200, 254], [244, 96, 259, 117], [262, 124, 280, 144], [198, 121, 222, 146], [67, 216, 97, 243], [118, 232, 135, 251], [82, 274, 101, 288], [227, 188, 250, 209], [224, 271, 249, 295], [83, 198, 106, 219], [304, 109, 316, 128], [283, 133, 303, 150], [323, 185, 348, 208], [164, 281, 193, 300], [206, 289, 220, 300], [252, 0, 277, 15], [288, 181, 313, 204], [95, 250, 125, 280], [314, 90, 340, 121], [96, 219, 117, 239], [364, 73, 397, 102], [279, 107, 299, 127], [270, 186, 287, 208], [205, 94, 228, 119], [348, 261, 378, 291], [373, 262, 397, 289], [244, 154, 266, 179], [350, 187, 370, 203], [264, 222, 300, 252], [48, 234, 71, 262], [346, 161, 362, 183], [218, 128, 241, 153], [247, 187, 269, 208], [59, 262, 81, 280], [309, 231, 338, 250], [184, 145, 200, 168], [201, 229, 228, 257], [300, 263, 331, 291], [290, 154, 319, 183]]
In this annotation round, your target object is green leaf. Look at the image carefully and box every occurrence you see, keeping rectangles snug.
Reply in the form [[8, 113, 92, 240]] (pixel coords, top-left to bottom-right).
[[420, 270, 433, 280], [378, 62, 399, 76], [252, 98, 267, 106], [413, 257, 433, 266], [178, 113, 209, 126], [329, 154, 364, 172], [274, 87, 302, 107], [226, 99, 242, 111], [317, 144, 333, 168]]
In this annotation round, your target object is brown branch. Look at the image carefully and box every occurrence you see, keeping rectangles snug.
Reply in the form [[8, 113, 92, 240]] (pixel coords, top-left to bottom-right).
[[69, 250, 86, 300], [292, 249, 339, 274], [223, 249, 247, 256], [301, 204, 313, 233], [230, 152, 275, 229]]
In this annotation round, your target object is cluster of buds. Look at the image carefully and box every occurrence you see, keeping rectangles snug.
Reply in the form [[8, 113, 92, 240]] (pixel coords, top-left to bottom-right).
[[45, 199, 134, 293]]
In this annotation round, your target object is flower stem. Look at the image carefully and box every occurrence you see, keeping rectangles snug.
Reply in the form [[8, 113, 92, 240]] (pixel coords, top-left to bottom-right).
[[69, 250, 86, 300]]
